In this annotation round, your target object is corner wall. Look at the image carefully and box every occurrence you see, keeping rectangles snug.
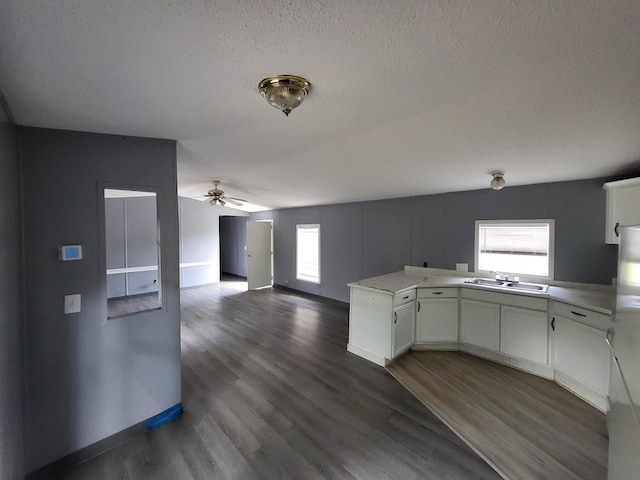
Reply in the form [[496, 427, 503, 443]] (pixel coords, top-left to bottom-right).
[[19, 127, 181, 472], [0, 108, 24, 479], [251, 178, 618, 303], [178, 197, 248, 287]]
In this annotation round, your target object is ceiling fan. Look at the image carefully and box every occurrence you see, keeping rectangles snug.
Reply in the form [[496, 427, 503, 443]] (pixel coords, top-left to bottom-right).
[[204, 180, 247, 207]]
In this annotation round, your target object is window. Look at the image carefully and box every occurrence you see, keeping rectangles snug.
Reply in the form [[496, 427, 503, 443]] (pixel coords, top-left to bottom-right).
[[475, 220, 554, 279], [296, 224, 320, 283]]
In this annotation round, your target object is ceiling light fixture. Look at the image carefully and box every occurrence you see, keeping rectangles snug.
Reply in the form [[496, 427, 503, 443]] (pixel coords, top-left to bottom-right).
[[258, 75, 311, 116], [490, 172, 506, 190]]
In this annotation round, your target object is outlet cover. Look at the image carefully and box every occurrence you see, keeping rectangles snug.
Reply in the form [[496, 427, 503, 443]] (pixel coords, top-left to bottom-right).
[[64, 294, 81, 314], [456, 263, 468, 272]]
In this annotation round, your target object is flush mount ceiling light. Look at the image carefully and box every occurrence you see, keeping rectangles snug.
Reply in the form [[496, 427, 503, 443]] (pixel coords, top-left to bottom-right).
[[258, 75, 311, 116], [490, 172, 506, 190]]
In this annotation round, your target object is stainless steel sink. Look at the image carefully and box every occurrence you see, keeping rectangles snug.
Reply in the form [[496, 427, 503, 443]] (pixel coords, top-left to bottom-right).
[[464, 277, 549, 294]]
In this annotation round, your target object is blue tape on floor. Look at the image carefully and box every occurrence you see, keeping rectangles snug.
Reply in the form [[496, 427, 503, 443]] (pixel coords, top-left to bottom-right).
[[143, 403, 183, 429]]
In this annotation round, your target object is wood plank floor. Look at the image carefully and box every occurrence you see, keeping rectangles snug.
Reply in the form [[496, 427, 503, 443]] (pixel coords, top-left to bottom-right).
[[55, 282, 499, 480], [387, 351, 608, 480]]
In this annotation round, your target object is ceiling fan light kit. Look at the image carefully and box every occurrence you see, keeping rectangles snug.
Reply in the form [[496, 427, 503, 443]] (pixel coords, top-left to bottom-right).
[[258, 75, 311, 116], [204, 180, 247, 207], [490, 172, 506, 191]]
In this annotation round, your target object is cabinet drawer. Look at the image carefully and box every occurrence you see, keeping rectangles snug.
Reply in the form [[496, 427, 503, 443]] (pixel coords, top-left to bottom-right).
[[417, 287, 458, 299], [551, 301, 610, 331], [394, 289, 416, 306], [461, 287, 547, 311]]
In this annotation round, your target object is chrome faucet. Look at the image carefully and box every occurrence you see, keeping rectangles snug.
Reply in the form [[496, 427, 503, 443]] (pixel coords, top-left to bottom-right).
[[490, 270, 510, 282]]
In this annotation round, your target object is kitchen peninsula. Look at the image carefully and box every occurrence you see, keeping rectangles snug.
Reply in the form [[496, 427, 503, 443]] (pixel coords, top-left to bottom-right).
[[348, 266, 614, 411]]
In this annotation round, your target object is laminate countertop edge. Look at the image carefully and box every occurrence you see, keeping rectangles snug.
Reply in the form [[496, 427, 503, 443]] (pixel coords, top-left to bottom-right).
[[349, 272, 615, 315]]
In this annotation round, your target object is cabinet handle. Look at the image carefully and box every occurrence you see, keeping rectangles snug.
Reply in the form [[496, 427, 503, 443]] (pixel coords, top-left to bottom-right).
[[551, 317, 556, 331], [432, 291, 444, 295], [570, 310, 587, 317], [615, 222, 620, 237], [394, 312, 398, 324], [417, 301, 421, 312], [402, 295, 410, 300]]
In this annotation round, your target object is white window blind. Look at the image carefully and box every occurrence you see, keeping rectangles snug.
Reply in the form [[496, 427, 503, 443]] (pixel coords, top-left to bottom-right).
[[296, 224, 320, 283], [476, 221, 553, 278]]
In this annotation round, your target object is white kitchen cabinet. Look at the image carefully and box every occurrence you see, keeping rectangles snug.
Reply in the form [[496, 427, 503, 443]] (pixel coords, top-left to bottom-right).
[[393, 301, 416, 357], [604, 178, 640, 244], [551, 302, 611, 410], [348, 286, 414, 366], [460, 299, 500, 352], [500, 305, 548, 364], [415, 288, 458, 345]]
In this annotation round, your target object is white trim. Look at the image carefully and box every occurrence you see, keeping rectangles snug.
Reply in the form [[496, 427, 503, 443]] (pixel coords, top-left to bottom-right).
[[554, 370, 609, 412], [105, 188, 157, 198], [603, 177, 640, 189], [411, 342, 459, 351], [107, 265, 158, 275], [347, 343, 387, 366], [179, 261, 215, 268], [458, 343, 555, 379], [474, 219, 555, 280]]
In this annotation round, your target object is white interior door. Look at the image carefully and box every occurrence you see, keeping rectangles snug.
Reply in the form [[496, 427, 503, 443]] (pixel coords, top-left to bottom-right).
[[247, 221, 273, 290]]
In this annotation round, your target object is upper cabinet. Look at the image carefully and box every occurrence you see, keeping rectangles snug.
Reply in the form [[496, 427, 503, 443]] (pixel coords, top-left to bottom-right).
[[604, 178, 640, 244]]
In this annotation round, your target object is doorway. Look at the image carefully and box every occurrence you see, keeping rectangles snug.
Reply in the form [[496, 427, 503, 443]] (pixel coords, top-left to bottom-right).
[[219, 216, 248, 281]]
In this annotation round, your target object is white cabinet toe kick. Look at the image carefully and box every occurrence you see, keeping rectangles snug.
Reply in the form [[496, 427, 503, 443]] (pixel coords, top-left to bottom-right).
[[348, 282, 612, 412]]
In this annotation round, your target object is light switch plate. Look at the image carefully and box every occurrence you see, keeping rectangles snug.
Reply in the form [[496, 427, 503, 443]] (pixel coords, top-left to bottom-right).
[[456, 263, 469, 272], [64, 294, 81, 314]]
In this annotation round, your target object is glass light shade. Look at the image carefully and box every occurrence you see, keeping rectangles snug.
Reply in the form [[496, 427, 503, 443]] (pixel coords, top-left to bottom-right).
[[264, 84, 307, 116], [259, 75, 311, 116], [490, 173, 505, 190]]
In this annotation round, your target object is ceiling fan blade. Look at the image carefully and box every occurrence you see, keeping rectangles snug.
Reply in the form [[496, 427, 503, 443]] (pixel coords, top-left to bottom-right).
[[224, 198, 243, 207], [227, 196, 247, 203]]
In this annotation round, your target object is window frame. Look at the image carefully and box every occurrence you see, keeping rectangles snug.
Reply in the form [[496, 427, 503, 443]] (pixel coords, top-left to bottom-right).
[[296, 224, 321, 284], [474, 219, 555, 280]]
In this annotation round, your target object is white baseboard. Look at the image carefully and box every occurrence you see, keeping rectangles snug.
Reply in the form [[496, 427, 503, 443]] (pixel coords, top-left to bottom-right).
[[412, 342, 459, 351], [459, 343, 554, 380], [347, 344, 387, 367], [554, 370, 609, 412]]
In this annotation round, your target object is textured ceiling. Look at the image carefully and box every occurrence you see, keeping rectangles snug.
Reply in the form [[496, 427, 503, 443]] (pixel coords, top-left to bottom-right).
[[1, 1, 639, 210]]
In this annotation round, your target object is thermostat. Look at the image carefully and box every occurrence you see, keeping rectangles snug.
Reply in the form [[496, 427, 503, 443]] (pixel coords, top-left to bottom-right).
[[59, 245, 83, 261]]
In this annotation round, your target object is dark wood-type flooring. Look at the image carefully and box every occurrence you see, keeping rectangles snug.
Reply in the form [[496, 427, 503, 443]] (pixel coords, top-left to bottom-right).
[[56, 282, 498, 479], [387, 351, 608, 480]]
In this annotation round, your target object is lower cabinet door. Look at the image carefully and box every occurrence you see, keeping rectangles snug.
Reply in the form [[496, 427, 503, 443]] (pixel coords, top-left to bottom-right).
[[500, 305, 548, 364], [460, 299, 500, 351], [553, 315, 610, 396], [393, 302, 415, 357], [416, 298, 459, 342]]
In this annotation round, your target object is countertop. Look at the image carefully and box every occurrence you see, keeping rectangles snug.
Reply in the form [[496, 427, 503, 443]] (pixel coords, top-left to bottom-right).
[[348, 270, 615, 315]]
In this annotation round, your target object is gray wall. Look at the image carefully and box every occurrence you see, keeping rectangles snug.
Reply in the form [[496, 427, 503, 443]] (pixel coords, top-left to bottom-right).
[[220, 216, 248, 277], [252, 178, 618, 303], [19, 127, 181, 472], [178, 197, 248, 287], [0, 110, 24, 479]]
